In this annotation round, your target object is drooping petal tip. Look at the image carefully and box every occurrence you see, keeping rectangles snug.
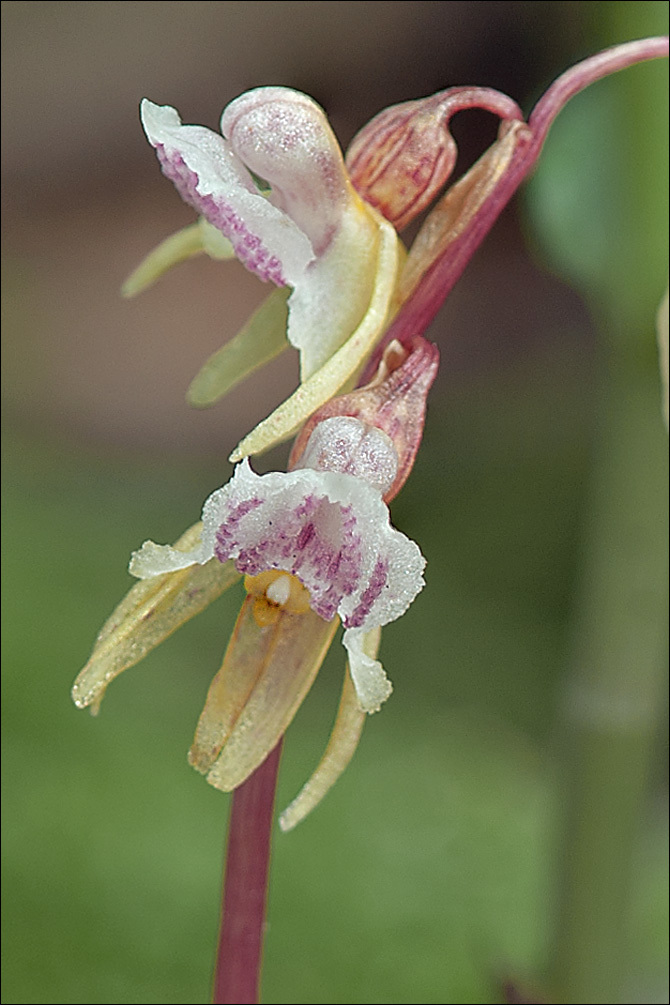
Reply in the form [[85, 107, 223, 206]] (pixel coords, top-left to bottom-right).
[[140, 98, 314, 287], [343, 628, 393, 714]]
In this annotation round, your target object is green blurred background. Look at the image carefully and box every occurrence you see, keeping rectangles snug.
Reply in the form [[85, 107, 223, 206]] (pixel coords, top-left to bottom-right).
[[2, 3, 667, 1003]]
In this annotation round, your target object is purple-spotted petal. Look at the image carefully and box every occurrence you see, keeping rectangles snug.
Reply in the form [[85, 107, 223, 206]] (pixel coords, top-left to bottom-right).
[[200, 460, 424, 631], [140, 99, 314, 286], [222, 87, 354, 257], [129, 453, 425, 637]]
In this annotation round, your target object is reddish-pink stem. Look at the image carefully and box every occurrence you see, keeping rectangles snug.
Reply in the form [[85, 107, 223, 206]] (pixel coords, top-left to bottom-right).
[[529, 36, 669, 145], [212, 740, 283, 1005], [375, 37, 669, 359]]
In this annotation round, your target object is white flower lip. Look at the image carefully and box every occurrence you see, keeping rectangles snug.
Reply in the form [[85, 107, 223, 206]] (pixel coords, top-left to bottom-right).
[[131, 458, 424, 632], [129, 417, 425, 712]]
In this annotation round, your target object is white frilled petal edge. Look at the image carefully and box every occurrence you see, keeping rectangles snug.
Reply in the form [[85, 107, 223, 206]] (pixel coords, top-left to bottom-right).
[[141, 90, 382, 382], [130, 459, 425, 713]]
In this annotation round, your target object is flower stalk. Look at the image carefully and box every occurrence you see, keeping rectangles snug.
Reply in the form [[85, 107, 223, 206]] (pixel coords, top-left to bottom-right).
[[371, 37, 669, 365], [213, 740, 283, 1005]]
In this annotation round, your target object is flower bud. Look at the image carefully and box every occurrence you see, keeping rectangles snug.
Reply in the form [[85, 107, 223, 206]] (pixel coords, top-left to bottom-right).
[[289, 335, 439, 502], [346, 94, 457, 232], [346, 87, 524, 231]]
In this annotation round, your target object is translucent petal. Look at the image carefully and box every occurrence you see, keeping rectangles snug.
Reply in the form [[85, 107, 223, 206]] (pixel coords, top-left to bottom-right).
[[229, 216, 400, 461], [189, 596, 338, 790], [279, 626, 381, 831], [122, 222, 205, 298], [141, 100, 314, 286], [198, 217, 237, 260], [72, 522, 241, 714], [121, 218, 235, 298], [221, 87, 351, 254], [343, 627, 392, 713], [186, 287, 290, 408], [285, 198, 382, 380], [129, 537, 207, 578]]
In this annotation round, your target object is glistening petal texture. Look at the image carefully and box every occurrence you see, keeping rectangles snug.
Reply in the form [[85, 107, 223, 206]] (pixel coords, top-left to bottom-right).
[[199, 460, 425, 630], [294, 416, 398, 496], [140, 100, 314, 286], [129, 457, 425, 635], [343, 627, 393, 713], [286, 201, 382, 380], [222, 87, 389, 379], [190, 595, 339, 791], [229, 215, 400, 460], [221, 86, 351, 254], [72, 523, 241, 713]]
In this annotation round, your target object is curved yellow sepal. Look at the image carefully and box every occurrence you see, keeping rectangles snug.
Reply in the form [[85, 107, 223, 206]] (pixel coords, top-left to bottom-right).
[[279, 625, 381, 831], [187, 287, 290, 407], [121, 218, 235, 298], [71, 522, 240, 714], [229, 219, 401, 462]]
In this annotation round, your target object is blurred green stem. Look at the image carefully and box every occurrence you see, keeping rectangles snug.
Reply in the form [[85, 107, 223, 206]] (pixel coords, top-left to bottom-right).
[[550, 359, 668, 1003]]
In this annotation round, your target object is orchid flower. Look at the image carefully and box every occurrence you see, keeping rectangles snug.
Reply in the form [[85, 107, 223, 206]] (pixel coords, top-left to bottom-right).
[[128, 88, 401, 461], [129, 416, 425, 813], [73, 339, 437, 828]]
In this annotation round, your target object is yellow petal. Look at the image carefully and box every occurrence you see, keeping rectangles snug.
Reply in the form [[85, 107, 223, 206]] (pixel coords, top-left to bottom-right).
[[189, 596, 338, 790], [229, 217, 401, 462], [121, 218, 235, 298], [186, 287, 290, 408], [72, 522, 240, 714], [278, 625, 381, 831]]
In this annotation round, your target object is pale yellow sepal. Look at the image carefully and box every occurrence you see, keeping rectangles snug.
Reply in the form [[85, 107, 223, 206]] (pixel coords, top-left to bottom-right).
[[229, 218, 402, 461], [71, 522, 240, 714], [189, 595, 338, 790], [187, 287, 290, 407], [279, 625, 381, 831], [121, 218, 235, 298]]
